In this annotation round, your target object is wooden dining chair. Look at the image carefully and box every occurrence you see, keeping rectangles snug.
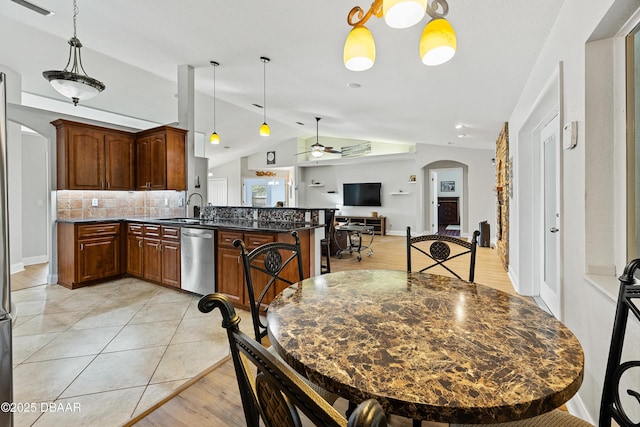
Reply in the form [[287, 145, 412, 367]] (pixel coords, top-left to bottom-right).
[[452, 258, 640, 427], [198, 293, 388, 427], [406, 226, 480, 282]]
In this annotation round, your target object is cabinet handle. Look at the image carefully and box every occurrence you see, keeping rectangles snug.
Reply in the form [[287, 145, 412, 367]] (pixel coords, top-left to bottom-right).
[[107, 181, 111, 189], [159, 244, 163, 252], [138, 240, 142, 248], [80, 243, 84, 251], [101, 181, 104, 189]]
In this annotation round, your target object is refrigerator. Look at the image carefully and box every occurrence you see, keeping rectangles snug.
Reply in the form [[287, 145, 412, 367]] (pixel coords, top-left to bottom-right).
[[0, 72, 14, 427]]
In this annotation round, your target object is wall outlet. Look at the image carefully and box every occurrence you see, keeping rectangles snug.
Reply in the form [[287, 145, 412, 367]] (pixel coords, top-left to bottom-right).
[[164, 198, 169, 207], [178, 198, 184, 207], [91, 198, 98, 207]]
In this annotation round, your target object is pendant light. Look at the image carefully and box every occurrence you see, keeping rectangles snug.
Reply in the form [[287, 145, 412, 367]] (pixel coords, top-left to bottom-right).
[[419, 17, 456, 66], [383, 0, 427, 29], [209, 61, 220, 144], [259, 56, 271, 137], [42, 0, 105, 105], [343, 26, 376, 72]]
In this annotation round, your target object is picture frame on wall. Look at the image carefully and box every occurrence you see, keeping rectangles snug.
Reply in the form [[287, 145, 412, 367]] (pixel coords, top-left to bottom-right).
[[441, 181, 455, 192], [266, 151, 276, 165]]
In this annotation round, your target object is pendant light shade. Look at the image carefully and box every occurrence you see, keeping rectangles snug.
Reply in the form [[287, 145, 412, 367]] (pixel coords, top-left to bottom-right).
[[42, 0, 104, 106], [260, 56, 270, 137], [343, 26, 376, 71], [419, 18, 456, 66], [209, 61, 220, 144], [383, 0, 427, 29]]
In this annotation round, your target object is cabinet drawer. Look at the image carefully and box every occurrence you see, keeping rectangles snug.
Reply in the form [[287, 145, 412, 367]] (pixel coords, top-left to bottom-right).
[[128, 223, 144, 235], [161, 226, 180, 241], [245, 233, 275, 250], [143, 224, 161, 237], [218, 230, 243, 248], [77, 223, 120, 238]]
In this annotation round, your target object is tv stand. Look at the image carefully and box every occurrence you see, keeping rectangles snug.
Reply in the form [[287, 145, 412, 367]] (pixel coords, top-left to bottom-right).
[[335, 215, 386, 236]]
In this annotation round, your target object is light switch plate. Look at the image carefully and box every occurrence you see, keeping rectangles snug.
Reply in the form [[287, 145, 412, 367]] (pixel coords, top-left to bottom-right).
[[91, 198, 98, 207], [563, 121, 577, 150]]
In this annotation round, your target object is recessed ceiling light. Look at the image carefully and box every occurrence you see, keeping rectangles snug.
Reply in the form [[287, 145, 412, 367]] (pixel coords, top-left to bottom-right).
[[456, 134, 467, 138], [455, 124, 464, 130], [347, 82, 361, 88], [224, 146, 230, 149], [252, 103, 263, 109]]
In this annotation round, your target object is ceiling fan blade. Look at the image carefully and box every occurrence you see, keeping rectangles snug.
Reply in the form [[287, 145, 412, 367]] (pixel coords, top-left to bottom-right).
[[324, 147, 342, 154], [296, 151, 312, 155]]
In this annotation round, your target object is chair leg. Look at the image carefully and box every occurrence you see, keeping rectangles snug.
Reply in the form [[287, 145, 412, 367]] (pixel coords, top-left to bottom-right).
[[412, 419, 421, 427]]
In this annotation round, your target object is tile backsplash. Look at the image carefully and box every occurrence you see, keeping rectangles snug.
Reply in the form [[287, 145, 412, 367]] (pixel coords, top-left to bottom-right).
[[57, 190, 187, 220]]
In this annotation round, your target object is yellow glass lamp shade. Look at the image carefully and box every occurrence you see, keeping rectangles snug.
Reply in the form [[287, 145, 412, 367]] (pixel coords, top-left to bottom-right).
[[419, 18, 456, 66], [383, 0, 427, 29], [343, 26, 376, 71], [210, 132, 220, 144], [260, 122, 270, 137]]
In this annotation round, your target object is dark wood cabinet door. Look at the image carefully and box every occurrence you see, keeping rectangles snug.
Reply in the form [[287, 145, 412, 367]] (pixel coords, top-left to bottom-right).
[[67, 127, 105, 190], [105, 133, 135, 190], [161, 241, 181, 288], [143, 238, 162, 282], [217, 246, 244, 306], [136, 136, 151, 190], [126, 235, 144, 278], [77, 236, 119, 282], [148, 133, 167, 190]]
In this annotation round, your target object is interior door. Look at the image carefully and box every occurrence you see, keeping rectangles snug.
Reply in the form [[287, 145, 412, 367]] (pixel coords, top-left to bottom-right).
[[430, 171, 438, 233], [540, 115, 561, 317]]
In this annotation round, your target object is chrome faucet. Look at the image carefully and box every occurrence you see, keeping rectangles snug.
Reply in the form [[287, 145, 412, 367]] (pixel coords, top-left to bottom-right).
[[186, 192, 204, 217], [187, 192, 203, 206]]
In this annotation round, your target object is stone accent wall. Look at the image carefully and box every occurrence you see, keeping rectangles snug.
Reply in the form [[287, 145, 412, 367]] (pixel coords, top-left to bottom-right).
[[495, 123, 509, 271], [57, 190, 186, 220]]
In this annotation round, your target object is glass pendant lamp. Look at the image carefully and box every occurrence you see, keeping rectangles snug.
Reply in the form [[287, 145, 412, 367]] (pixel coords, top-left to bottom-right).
[[383, 0, 427, 29], [343, 26, 376, 71], [419, 17, 456, 66], [210, 61, 220, 144], [260, 57, 270, 137]]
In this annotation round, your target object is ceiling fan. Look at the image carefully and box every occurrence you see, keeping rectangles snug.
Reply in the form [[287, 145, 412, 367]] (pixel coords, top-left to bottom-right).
[[297, 117, 342, 158]]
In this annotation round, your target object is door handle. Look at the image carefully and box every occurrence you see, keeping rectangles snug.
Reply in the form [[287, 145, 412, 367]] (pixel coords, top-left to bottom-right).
[[550, 227, 559, 233]]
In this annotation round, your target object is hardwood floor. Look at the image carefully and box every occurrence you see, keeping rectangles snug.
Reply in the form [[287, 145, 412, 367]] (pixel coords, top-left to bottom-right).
[[128, 234, 517, 426]]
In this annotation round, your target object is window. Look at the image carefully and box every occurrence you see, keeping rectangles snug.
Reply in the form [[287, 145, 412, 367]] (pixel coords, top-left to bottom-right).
[[627, 22, 640, 259]]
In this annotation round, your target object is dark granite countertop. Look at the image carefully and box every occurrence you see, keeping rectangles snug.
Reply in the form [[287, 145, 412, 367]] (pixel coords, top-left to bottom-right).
[[56, 217, 323, 232]]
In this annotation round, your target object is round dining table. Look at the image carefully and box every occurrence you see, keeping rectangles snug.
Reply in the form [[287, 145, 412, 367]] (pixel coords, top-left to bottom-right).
[[266, 269, 584, 424]]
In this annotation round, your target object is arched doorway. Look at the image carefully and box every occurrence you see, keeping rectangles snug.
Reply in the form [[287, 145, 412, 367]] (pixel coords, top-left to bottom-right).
[[422, 161, 469, 237]]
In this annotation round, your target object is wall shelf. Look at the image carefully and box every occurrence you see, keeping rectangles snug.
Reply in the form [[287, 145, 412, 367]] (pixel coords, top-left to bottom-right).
[[390, 192, 411, 195], [408, 181, 417, 184], [308, 183, 324, 187]]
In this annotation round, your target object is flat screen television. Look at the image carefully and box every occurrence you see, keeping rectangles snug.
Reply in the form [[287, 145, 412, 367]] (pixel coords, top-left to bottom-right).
[[343, 182, 382, 207]]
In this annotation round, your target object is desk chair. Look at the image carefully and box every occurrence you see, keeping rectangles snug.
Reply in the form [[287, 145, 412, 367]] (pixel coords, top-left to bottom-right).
[[198, 293, 388, 427], [406, 226, 480, 282], [235, 231, 338, 404], [453, 258, 640, 427]]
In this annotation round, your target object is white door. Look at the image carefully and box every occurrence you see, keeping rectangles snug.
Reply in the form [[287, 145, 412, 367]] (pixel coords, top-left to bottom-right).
[[207, 178, 228, 206], [430, 171, 438, 234], [540, 115, 561, 317]]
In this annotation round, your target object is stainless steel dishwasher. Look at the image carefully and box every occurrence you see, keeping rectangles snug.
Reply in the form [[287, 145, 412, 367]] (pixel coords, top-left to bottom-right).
[[181, 227, 216, 295]]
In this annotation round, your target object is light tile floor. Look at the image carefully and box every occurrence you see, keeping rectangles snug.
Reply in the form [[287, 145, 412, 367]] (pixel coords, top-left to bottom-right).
[[10, 265, 241, 427]]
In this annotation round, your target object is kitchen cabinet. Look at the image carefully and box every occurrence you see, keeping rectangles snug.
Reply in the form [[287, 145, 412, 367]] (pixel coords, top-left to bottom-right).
[[53, 119, 135, 190], [57, 222, 123, 289], [135, 126, 187, 191], [127, 223, 180, 288], [216, 229, 311, 311], [437, 197, 459, 225]]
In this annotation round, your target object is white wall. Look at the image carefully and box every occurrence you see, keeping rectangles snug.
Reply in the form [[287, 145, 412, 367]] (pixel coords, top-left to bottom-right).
[[508, 0, 640, 422], [208, 158, 243, 206], [21, 132, 48, 264]]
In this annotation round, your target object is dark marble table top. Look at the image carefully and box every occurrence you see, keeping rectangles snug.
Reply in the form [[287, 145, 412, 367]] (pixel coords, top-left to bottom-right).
[[266, 270, 584, 424]]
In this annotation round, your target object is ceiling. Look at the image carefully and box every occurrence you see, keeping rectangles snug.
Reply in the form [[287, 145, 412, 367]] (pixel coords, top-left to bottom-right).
[[0, 0, 563, 167]]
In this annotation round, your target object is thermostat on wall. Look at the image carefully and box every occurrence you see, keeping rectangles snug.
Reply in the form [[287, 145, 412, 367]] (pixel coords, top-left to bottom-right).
[[563, 121, 578, 150]]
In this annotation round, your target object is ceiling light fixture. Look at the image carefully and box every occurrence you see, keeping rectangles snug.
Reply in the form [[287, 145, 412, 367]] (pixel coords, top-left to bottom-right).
[[10, 0, 54, 16], [259, 56, 270, 137], [296, 117, 342, 158], [343, 0, 455, 71], [42, 0, 105, 105], [209, 61, 220, 144]]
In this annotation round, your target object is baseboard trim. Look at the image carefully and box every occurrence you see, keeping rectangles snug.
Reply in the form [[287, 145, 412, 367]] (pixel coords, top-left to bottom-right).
[[565, 392, 594, 424], [10, 262, 24, 274], [23, 255, 48, 266]]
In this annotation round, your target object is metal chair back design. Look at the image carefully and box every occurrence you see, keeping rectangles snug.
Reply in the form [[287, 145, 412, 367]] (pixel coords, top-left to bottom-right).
[[198, 293, 388, 427], [234, 231, 304, 343], [599, 258, 640, 427], [406, 226, 480, 282]]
